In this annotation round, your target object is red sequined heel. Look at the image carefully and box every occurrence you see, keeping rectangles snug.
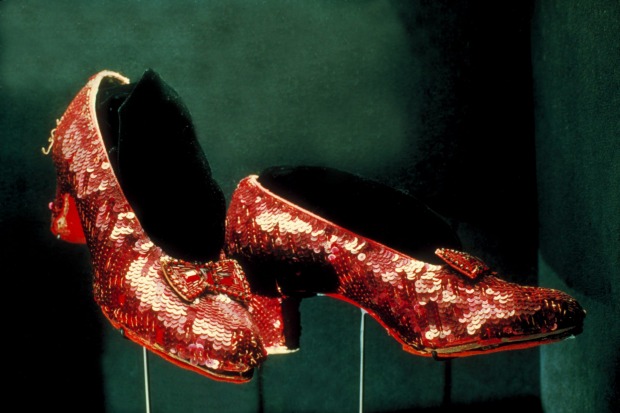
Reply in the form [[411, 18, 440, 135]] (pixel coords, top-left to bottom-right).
[[248, 295, 302, 354], [49, 190, 86, 244], [45, 69, 266, 382], [225, 166, 586, 358]]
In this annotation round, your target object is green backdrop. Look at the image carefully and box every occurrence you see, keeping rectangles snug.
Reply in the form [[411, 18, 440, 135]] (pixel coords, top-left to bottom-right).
[[1, 1, 617, 412]]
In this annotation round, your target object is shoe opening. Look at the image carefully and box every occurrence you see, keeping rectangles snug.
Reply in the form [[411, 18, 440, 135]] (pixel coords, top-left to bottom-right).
[[96, 69, 226, 263], [258, 165, 461, 263]]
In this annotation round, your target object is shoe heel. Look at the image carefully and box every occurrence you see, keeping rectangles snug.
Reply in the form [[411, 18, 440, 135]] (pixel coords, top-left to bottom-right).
[[250, 294, 301, 354], [49, 190, 86, 244]]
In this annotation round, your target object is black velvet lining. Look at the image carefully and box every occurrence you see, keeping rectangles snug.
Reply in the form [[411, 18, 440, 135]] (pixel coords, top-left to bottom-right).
[[258, 166, 462, 264], [96, 69, 226, 262]]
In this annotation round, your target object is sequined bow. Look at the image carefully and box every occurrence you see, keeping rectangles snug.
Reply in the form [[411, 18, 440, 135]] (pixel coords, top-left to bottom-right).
[[435, 248, 491, 279], [161, 256, 251, 304]]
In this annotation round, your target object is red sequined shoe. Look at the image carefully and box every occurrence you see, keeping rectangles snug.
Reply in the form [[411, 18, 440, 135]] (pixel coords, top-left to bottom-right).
[[225, 166, 586, 358], [45, 69, 266, 382]]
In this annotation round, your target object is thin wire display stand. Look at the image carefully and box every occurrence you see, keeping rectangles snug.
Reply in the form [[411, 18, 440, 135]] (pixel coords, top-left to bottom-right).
[[143, 347, 152, 413], [359, 309, 367, 413]]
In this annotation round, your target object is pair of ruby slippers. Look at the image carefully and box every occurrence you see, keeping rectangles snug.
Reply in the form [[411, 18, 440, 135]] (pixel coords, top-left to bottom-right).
[[45, 69, 585, 384]]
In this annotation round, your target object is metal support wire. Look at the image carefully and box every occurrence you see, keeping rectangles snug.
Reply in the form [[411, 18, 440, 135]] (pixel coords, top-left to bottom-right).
[[143, 347, 151, 413], [359, 309, 367, 413]]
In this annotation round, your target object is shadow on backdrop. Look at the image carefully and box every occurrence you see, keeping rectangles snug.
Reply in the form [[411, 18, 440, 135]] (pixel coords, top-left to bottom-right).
[[389, 0, 538, 279], [0, 19, 107, 407]]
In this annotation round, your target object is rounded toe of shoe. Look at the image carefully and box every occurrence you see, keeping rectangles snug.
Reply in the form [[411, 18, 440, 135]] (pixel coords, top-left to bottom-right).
[[538, 288, 586, 337], [434, 277, 588, 357], [497, 285, 586, 347], [196, 296, 268, 379]]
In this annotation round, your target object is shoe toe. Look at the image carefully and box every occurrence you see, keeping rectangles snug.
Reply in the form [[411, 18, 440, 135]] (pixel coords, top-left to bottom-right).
[[189, 294, 267, 372], [530, 287, 586, 336], [476, 279, 586, 349], [421, 272, 586, 357]]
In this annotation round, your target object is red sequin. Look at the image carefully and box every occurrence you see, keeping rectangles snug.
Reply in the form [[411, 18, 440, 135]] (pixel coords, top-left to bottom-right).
[[225, 175, 585, 358], [47, 71, 266, 382]]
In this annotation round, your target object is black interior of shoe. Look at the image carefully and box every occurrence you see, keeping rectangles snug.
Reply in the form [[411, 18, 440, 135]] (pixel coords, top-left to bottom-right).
[[258, 166, 462, 263], [96, 69, 226, 262]]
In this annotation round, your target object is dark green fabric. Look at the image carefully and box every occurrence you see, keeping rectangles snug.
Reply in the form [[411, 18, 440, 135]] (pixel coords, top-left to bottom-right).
[[532, 1, 620, 412], [1, 1, 615, 412]]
